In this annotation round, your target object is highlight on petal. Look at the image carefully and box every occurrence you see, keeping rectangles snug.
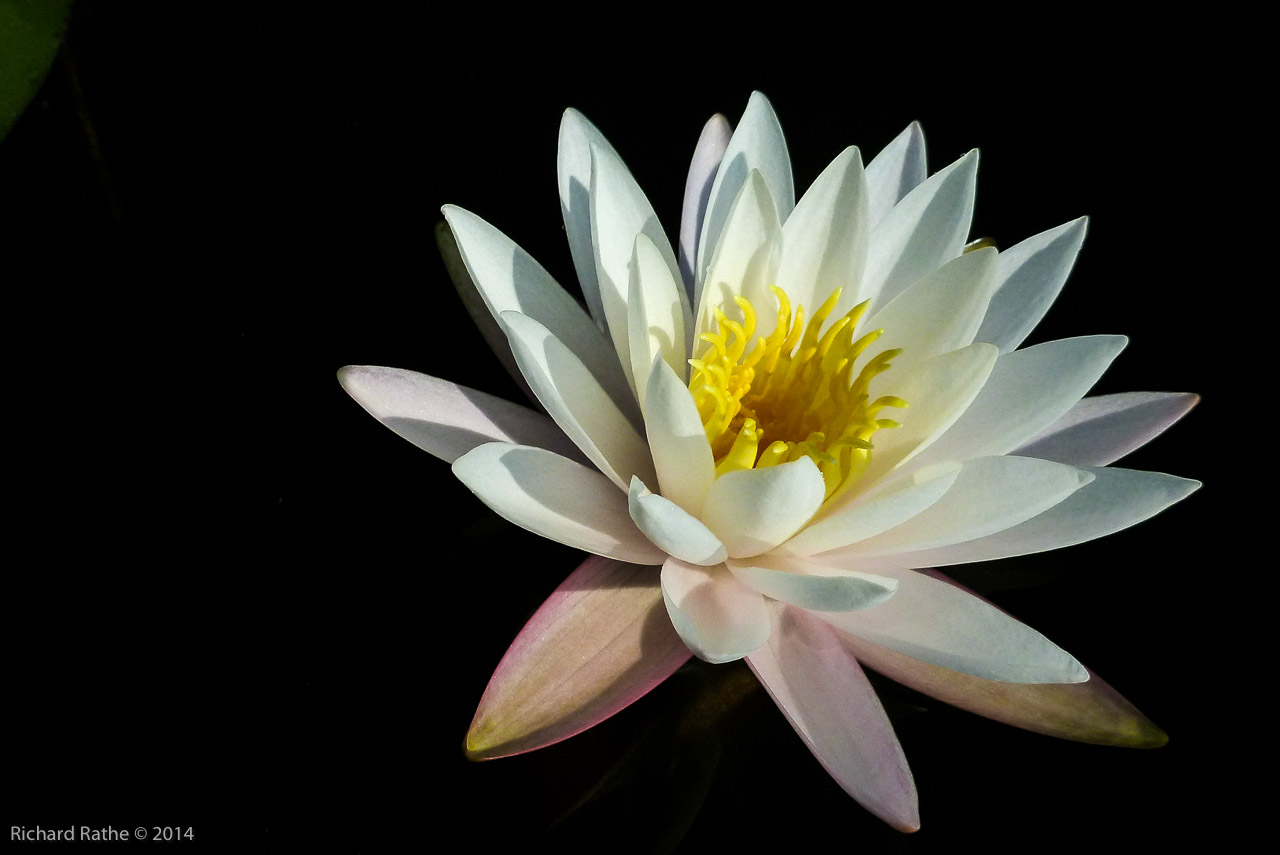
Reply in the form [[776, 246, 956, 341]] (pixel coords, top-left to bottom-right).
[[884, 466, 1201, 568], [864, 121, 927, 229], [628, 477, 727, 566], [838, 618, 1167, 748], [337, 365, 583, 465], [442, 205, 637, 423], [661, 558, 770, 663], [976, 217, 1089, 353], [862, 149, 979, 307], [467, 554, 690, 760], [904, 335, 1129, 472], [452, 443, 666, 565], [679, 113, 733, 294], [627, 232, 689, 407], [821, 568, 1088, 684], [1016, 391, 1200, 467], [745, 605, 919, 832], [700, 458, 826, 558], [500, 311, 656, 491], [728, 553, 897, 612], [641, 358, 717, 517], [697, 91, 793, 289]]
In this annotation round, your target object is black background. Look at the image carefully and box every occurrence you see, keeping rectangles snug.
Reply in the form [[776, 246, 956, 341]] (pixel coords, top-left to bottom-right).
[[4, 4, 1267, 852]]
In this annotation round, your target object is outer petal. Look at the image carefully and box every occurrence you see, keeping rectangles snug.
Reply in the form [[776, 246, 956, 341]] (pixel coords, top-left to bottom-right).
[[442, 205, 637, 424], [679, 113, 733, 294], [826, 456, 1094, 560], [590, 142, 688, 394], [661, 558, 770, 663], [628, 477, 727, 566], [500, 311, 656, 491], [745, 604, 919, 832], [838, 622, 1167, 748], [466, 554, 690, 759], [775, 146, 870, 321], [337, 365, 583, 464], [820, 568, 1088, 683], [452, 443, 667, 565], [642, 358, 717, 516], [558, 108, 619, 330], [1016, 391, 1200, 466], [878, 466, 1201, 568], [864, 121, 927, 229], [700, 458, 826, 558], [903, 335, 1129, 473], [975, 217, 1090, 353], [697, 91, 793, 292], [862, 149, 978, 307], [727, 553, 897, 612]]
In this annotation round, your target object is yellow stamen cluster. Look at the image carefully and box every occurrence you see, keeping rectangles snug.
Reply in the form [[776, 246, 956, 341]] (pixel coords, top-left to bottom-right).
[[688, 285, 907, 502]]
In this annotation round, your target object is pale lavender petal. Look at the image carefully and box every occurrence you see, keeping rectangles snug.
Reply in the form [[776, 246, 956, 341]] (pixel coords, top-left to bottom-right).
[[745, 604, 919, 832], [466, 554, 689, 759], [1016, 391, 1200, 466], [338, 365, 583, 464], [679, 113, 732, 296]]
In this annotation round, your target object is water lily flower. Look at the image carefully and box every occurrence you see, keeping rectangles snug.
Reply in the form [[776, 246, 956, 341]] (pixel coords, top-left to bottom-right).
[[339, 92, 1199, 831]]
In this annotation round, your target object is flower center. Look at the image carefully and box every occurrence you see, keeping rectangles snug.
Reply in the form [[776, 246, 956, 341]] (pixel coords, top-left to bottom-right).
[[688, 286, 906, 502]]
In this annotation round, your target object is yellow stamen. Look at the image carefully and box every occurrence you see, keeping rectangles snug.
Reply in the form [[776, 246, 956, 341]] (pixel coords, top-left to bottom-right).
[[688, 285, 908, 501]]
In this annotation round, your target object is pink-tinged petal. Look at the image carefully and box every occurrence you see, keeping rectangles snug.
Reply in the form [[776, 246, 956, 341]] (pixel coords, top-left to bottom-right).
[[835, 570, 1168, 747], [466, 554, 689, 760], [679, 113, 732, 295], [661, 559, 770, 663], [838, 629, 1167, 748], [338, 365, 584, 464], [745, 604, 919, 832], [1016, 391, 1201, 466], [452, 443, 667, 565]]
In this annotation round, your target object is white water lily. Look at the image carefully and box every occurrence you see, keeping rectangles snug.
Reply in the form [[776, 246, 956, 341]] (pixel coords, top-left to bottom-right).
[[340, 92, 1199, 831]]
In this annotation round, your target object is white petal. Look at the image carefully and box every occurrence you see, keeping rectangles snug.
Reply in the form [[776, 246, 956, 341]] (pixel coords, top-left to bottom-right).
[[642, 359, 716, 516], [501, 312, 656, 491], [1016, 391, 1199, 466], [782, 462, 961, 555], [862, 149, 979, 307], [661, 558, 770, 663], [878, 466, 1201, 567], [904, 335, 1129, 472], [824, 456, 1094, 559], [558, 109, 618, 330], [452, 443, 666, 565], [694, 169, 782, 343], [864, 246, 999, 371], [627, 232, 689, 408], [697, 92, 793, 292], [628, 477, 726, 566], [855, 343, 998, 491], [701, 458, 826, 558], [776, 146, 870, 322], [864, 121, 927, 230], [976, 217, 1089, 353], [821, 568, 1088, 683], [745, 605, 919, 831], [679, 114, 733, 294], [590, 143, 687, 396], [728, 553, 897, 612], [338, 365, 583, 464], [442, 205, 637, 424]]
